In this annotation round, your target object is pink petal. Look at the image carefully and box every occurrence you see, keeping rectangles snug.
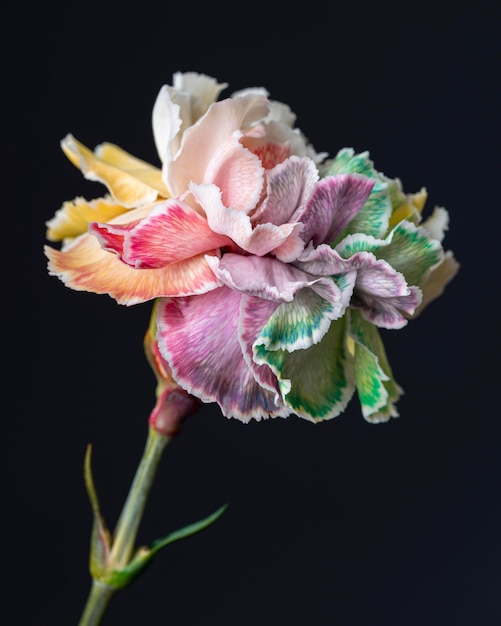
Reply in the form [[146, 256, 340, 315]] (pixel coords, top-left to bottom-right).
[[167, 94, 270, 197], [191, 183, 304, 258], [156, 289, 288, 421], [239, 295, 283, 398], [120, 200, 231, 268], [89, 220, 138, 260], [205, 130, 264, 213]]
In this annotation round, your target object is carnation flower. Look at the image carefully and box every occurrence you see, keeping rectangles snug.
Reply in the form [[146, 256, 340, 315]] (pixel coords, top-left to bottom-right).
[[45, 72, 458, 424]]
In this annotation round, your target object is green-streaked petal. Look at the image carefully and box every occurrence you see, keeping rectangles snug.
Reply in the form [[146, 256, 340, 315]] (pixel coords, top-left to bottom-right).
[[323, 148, 392, 239], [375, 221, 443, 286], [336, 221, 443, 287], [256, 279, 350, 352], [254, 315, 355, 422], [349, 310, 402, 422]]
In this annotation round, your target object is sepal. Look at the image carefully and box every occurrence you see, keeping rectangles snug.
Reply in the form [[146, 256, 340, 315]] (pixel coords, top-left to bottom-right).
[[84, 445, 112, 579]]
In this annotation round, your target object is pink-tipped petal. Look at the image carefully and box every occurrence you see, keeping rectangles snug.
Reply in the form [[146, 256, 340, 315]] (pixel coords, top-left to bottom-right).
[[156, 289, 288, 421]]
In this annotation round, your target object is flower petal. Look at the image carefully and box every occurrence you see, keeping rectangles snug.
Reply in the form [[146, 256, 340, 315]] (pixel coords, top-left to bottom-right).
[[46, 196, 127, 242], [373, 221, 444, 286], [353, 286, 422, 329], [412, 250, 460, 317], [322, 148, 392, 238], [253, 156, 318, 226], [101, 200, 231, 269], [61, 135, 168, 207], [156, 289, 288, 421], [254, 315, 356, 422], [349, 310, 403, 422], [298, 174, 375, 246], [191, 183, 303, 258], [152, 85, 183, 166], [45, 233, 220, 305], [336, 221, 444, 287], [204, 130, 264, 213], [206, 253, 324, 302], [255, 279, 350, 352], [167, 93, 270, 197]]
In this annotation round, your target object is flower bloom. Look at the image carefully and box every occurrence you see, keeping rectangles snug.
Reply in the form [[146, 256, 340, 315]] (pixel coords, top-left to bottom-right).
[[45, 72, 459, 423]]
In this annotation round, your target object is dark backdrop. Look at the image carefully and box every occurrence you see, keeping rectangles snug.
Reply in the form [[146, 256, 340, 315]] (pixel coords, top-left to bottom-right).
[[2, 2, 500, 625]]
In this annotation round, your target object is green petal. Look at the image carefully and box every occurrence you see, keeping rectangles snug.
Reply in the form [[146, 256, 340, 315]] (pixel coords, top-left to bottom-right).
[[349, 310, 402, 422], [336, 220, 443, 287], [255, 315, 355, 421], [376, 221, 443, 286]]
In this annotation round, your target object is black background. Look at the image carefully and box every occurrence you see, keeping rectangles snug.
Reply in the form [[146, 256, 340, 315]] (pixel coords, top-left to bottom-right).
[[2, 2, 500, 625]]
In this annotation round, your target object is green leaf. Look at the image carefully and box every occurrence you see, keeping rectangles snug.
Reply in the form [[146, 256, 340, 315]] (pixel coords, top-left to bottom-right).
[[106, 504, 229, 589]]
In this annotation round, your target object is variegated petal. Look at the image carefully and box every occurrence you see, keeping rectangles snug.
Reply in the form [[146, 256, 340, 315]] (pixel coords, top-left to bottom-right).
[[349, 310, 402, 422], [322, 148, 392, 238], [254, 315, 356, 422], [255, 280, 349, 352], [298, 174, 375, 246], [156, 289, 288, 421], [45, 232, 220, 305]]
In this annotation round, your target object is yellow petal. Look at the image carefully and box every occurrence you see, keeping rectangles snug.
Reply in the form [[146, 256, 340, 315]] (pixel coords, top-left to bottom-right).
[[389, 187, 428, 229], [61, 134, 170, 207], [46, 195, 127, 242]]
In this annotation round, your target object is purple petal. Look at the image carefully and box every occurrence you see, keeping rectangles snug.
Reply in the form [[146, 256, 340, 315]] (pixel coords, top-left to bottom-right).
[[352, 286, 423, 329], [298, 174, 374, 246]]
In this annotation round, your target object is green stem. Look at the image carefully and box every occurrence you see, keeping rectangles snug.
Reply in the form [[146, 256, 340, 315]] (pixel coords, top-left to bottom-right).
[[78, 581, 115, 626], [110, 428, 170, 568], [78, 427, 171, 626]]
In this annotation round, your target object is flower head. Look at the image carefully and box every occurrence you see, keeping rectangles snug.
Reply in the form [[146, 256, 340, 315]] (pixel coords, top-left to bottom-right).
[[45, 72, 459, 424]]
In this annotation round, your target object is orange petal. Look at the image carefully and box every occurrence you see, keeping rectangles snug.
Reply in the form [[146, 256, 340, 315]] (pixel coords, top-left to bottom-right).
[[45, 233, 221, 305]]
